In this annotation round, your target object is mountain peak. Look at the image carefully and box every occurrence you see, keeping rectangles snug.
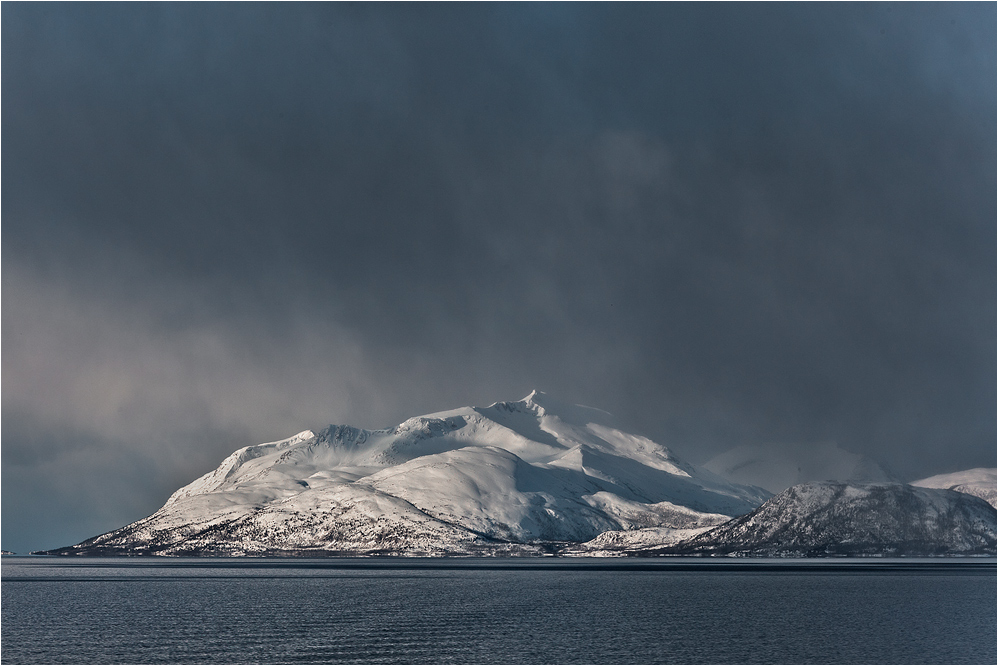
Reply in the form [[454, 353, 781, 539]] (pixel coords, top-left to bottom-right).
[[495, 390, 614, 426]]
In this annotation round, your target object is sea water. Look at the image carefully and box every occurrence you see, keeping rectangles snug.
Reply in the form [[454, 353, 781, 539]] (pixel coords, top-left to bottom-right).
[[2, 557, 994, 664]]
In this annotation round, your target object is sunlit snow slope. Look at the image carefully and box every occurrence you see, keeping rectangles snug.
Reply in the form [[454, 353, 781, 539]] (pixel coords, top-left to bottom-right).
[[913, 468, 997, 508], [53, 391, 770, 556]]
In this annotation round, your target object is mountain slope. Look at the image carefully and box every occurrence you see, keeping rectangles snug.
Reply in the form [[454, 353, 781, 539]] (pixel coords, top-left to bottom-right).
[[48, 391, 770, 556], [912, 468, 996, 508], [649, 482, 997, 557]]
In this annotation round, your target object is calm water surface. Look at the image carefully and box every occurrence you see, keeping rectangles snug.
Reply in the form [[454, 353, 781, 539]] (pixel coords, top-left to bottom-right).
[[2, 557, 995, 664]]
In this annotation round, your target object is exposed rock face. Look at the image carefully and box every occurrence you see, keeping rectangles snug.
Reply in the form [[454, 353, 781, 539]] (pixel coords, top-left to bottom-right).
[[647, 482, 997, 557]]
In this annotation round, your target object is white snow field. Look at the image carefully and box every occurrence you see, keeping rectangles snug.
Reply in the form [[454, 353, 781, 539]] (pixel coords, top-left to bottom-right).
[[61, 391, 771, 555], [913, 468, 997, 508]]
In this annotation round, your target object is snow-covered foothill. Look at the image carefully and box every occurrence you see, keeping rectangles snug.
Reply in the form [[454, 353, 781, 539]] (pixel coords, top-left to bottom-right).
[[652, 481, 997, 557], [913, 468, 997, 508]]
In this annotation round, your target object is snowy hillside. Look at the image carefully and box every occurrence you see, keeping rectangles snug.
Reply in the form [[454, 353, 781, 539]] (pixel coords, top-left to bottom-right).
[[913, 468, 997, 508], [703, 441, 896, 494], [49, 391, 770, 556], [649, 482, 997, 557]]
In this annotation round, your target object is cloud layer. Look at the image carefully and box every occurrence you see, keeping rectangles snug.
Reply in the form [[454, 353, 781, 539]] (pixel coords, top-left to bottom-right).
[[3, 3, 995, 552]]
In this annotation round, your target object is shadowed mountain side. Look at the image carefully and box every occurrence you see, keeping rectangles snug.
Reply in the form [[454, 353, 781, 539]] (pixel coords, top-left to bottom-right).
[[541, 444, 768, 515]]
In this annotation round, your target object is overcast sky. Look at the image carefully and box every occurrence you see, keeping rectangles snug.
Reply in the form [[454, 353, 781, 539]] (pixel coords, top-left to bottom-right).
[[3, 2, 995, 553]]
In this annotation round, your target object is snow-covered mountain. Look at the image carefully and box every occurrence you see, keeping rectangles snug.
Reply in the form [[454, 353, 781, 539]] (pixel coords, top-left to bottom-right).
[[913, 468, 997, 508], [703, 441, 897, 494], [43, 392, 996, 557], [50, 391, 770, 556], [646, 482, 997, 557]]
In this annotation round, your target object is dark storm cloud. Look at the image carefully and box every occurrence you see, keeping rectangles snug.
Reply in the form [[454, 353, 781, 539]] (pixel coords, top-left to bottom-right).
[[3, 3, 994, 552]]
